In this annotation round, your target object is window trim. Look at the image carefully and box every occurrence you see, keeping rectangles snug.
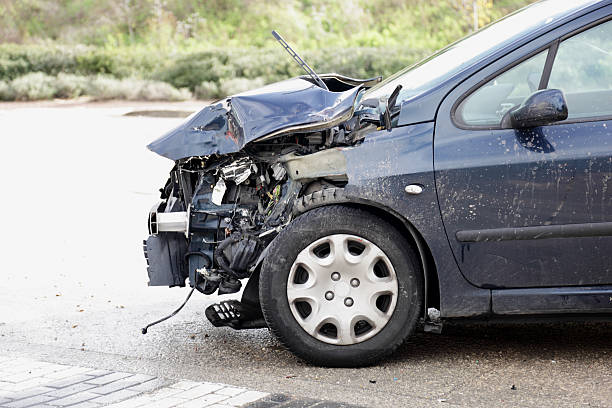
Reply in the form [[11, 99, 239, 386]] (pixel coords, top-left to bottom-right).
[[538, 40, 559, 90], [451, 14, 612, 131]]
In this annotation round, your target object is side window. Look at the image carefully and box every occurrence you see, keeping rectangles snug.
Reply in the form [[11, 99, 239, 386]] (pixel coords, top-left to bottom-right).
[[548, 19, 612, 120], [456, 50, 548, 127]]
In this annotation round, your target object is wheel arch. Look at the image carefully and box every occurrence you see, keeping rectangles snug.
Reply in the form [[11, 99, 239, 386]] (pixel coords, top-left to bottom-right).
[[292, 188, 441, 318]]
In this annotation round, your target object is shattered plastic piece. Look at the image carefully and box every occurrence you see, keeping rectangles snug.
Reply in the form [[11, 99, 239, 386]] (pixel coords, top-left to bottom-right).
[[427, 307, 441, 322], [271, 163, 287, 180], [221, 158, 253, 184], [259, 226, 282, 238], [235, 171, 251, 184], [196, 267, 222, 282], [211, 178, 227, 205]]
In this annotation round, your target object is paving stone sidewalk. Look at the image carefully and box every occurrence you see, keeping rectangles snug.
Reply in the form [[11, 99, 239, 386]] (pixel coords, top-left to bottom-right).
[[0, 356, 362, 408]]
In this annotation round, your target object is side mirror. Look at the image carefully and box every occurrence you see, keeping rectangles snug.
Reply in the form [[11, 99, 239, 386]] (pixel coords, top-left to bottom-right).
[[501, 89, 568, 129]]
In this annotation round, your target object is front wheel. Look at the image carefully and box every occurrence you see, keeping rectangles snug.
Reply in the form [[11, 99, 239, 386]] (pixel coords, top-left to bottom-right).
[[259, 205, 423, 367]]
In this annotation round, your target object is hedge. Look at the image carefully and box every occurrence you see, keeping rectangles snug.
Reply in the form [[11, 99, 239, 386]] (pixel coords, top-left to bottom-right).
[[0, 44, 430, 100]]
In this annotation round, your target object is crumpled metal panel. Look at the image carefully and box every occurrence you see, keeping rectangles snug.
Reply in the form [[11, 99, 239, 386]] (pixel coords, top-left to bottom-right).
[[147, 100, 241, 161], [147, 77, 362, 161]]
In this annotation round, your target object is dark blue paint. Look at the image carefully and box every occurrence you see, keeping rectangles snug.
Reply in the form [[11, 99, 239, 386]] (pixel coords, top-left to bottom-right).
[[147, 77, 361, 160], [342, 124, 491, 317], [435, 119, 612, 288], [147, 100, 240, 160]]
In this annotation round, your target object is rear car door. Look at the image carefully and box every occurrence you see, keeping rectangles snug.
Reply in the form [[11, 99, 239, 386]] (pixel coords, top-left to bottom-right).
[[434, 11, 612, 289]]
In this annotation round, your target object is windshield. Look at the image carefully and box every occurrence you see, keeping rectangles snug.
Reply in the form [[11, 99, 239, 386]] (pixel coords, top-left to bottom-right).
[[365, 0, 600, 104]]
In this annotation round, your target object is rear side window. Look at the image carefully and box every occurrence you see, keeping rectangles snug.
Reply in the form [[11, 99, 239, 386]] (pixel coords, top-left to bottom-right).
[[548, 19, 612, 120], [456, 50, 548, 127]]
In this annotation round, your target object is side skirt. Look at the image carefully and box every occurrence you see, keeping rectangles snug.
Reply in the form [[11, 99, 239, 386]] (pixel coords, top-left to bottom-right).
[[492, 286, 612, 315]]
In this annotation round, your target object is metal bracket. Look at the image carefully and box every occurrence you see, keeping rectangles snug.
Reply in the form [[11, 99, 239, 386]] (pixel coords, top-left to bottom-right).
[[423, 307, 443, 334]]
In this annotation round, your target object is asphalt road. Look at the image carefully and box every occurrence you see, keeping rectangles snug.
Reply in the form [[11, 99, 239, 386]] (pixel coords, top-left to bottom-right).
[[0, 103, 611, 407]]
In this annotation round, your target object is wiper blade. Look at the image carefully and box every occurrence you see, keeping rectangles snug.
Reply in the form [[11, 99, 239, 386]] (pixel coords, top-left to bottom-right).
[[272, 30, 328, 91], [383, 84, 402, 131]]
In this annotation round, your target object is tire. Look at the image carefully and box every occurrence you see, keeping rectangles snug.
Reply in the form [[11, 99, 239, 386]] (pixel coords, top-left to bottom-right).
[[259, 205, 423, 367]]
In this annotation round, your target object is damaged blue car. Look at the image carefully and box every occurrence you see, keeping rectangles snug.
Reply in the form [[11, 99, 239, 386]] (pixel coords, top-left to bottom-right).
[[143, 0, 612, 367]]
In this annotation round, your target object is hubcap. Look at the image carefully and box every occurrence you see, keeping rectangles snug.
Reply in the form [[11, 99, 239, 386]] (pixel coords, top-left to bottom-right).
[[287, 234, 399, 345]]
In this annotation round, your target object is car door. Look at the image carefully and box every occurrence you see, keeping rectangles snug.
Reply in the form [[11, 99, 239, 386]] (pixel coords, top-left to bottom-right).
[[434, 12, 612, 289]]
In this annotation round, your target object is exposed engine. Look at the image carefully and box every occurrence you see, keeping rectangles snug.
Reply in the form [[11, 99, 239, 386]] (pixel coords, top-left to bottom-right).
[[143, 118, 376, 300]]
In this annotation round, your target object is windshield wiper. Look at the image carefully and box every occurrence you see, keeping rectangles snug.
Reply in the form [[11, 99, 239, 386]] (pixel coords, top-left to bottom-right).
[[383, 85, 402, 131], [272, 30, 328, 91]]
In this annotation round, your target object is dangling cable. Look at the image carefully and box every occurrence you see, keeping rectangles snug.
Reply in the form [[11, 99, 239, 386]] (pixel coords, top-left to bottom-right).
[[141, 285, 195, 334], [141, 258, 203, 334]]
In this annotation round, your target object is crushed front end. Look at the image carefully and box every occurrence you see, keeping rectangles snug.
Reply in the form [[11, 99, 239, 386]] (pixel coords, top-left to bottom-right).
[[142, 74, 387, 330]]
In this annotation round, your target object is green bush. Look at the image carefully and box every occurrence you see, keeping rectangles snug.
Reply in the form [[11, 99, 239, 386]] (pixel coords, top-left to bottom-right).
[[0, 45, 81, 80], [0, 80, 14, 101], [218, 77, 265, 97], [54, 73, 89, 98], [0, 44, 431, 101], [136, 81, 191, 101], [10, 72, 56, 100], [152, 46, 429, 94], [85, 76, 192, 101], [1, 44, 429, 85], [194, 81, 219, 99], [0, 72, 192, 101], [75, 49, 118, 76], [86, 76, 139, 100], [0, 44, 171, 81], [0, 57, 30, 81], [154, 50, 238, 89]]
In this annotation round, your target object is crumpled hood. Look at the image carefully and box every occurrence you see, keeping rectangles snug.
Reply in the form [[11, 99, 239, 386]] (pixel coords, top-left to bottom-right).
[[147, 77, 363, 161]]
